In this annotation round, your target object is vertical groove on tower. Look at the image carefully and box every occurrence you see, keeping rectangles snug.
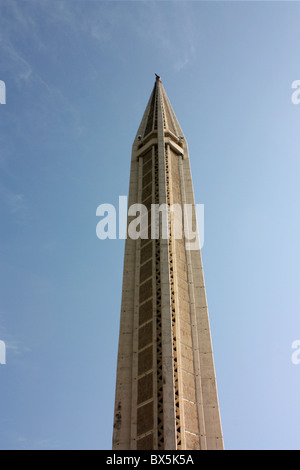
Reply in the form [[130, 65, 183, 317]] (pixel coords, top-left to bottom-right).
[[165, 144, 182, 450], [154, 145, 164, 450], [136, 147, 154, 450], [135, 142, 166, 450]]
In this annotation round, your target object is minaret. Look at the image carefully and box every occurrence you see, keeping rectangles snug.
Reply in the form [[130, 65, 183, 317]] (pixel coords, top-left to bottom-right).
[[112, 76, 224, 450]]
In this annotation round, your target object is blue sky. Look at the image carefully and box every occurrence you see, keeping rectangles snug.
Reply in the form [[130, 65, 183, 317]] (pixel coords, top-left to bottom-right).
[[1, 0, 300, 450]]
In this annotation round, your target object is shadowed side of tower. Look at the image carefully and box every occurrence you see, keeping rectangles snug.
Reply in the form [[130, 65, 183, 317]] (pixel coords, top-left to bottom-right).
[[112, 77, 224, 450]]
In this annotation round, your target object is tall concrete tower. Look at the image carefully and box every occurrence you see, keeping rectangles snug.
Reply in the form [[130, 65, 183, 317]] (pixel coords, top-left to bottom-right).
[[112, 76, 223, 450]]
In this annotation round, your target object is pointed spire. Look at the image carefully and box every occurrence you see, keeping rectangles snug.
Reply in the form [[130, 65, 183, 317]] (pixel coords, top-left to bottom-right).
[[137, 75, 184, 141]]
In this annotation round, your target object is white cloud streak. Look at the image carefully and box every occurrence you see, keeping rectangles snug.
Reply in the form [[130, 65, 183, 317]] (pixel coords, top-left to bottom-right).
[[0, 183, 28, 224]]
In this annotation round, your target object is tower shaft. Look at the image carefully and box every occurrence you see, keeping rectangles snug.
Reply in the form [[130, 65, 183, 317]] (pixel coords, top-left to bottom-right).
[[113, 78, 223, 450]]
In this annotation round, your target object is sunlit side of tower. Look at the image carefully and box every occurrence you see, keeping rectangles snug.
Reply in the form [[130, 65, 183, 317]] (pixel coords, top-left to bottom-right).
[[112, 77, 223, 450]]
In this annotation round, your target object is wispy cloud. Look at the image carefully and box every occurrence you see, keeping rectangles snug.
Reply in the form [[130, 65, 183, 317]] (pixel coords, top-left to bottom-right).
[[127, 3, 197, 72], [1, 1, 197, 81], [0, 183, 28, 224], [5, 192, 25, 214], [0, 314, 30, 363], [0, 0, 35, 85], [174, 53, 190, 72], [5, 340, 31, 356], [0, 1, 80, 107], [1, 38, 33, 84]]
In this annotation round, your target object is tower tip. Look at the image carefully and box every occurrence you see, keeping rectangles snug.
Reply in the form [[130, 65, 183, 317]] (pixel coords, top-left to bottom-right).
[[155, 73, 161, 81]]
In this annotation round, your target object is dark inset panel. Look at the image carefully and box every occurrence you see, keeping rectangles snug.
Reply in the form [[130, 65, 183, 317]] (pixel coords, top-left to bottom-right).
[[141, 231, 152, 248], [143, 170, 152, 188], [137, 401, 154, 436], [137, 372, 153, 405], [137, 432, 154, 450], [143, 158, 153, 177], [139, 278, 153, 304], [141, 241, 152, 265], [138, 321, 153, 350], [140, 259, 152, 284], [139, 299, 153, 326], [138, 345, 153, 376], [143, 149, 152, 166], [142, 183, 152, 202]]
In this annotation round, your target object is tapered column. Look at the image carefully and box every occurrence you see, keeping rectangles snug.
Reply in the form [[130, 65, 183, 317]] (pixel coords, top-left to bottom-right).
[[112, 77, 223, 450]]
